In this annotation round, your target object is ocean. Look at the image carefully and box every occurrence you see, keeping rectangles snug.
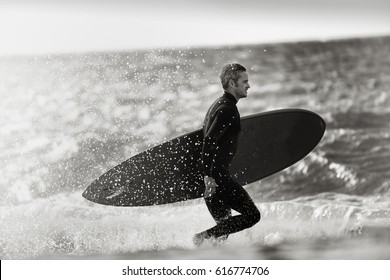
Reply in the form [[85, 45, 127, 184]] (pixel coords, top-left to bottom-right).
[[1, 36, 389, 260]]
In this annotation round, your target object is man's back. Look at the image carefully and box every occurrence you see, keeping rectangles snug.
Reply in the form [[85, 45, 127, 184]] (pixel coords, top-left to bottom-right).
[[202, 92, 241, 173]]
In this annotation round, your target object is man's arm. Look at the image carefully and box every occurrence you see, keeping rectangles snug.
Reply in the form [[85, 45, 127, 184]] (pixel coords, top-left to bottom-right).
[[202, 106, 235, 176]]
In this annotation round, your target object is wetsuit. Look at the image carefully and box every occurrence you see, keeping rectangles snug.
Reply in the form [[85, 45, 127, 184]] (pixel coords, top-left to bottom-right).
[[201, 92, 260, 239]]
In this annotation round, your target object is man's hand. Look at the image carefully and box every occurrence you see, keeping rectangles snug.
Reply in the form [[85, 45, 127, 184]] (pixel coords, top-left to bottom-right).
[[204, 176, 217, 198]]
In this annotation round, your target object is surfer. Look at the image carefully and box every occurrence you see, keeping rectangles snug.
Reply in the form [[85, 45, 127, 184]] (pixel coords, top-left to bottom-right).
[[193, 63, 261, 246]]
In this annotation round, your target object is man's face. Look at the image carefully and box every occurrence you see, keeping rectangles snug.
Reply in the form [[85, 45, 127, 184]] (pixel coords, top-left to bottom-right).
[[233, 71, 250, 99]]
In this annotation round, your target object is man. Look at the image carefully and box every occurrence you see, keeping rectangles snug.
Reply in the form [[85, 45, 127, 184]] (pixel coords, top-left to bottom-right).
[[193, 63, 261, 246]]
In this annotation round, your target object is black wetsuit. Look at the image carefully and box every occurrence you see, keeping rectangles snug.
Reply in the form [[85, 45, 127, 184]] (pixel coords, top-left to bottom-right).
[[201, 92, 260, 238]]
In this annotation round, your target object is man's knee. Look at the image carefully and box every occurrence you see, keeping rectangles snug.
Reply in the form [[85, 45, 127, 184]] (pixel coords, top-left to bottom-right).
[[248, 207, 261, 226]]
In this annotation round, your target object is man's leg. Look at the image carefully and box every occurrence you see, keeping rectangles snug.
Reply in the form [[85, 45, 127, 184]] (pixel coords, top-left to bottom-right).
[[203, 177, 260, 239], [193, 188, 231, 246], [205, 191, 232, 224], [205, 192, 232, 240], [194, 172, 260, 245]]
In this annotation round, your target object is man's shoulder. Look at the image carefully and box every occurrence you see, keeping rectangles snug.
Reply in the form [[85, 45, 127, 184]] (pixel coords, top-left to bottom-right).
[[214, 101, 237, 117], [216, 95, 236, 108], [207, 94, 237, 119]]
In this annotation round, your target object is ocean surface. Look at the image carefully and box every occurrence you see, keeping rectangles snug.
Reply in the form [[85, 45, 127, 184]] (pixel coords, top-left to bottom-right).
[[1, 36, 390, 260]]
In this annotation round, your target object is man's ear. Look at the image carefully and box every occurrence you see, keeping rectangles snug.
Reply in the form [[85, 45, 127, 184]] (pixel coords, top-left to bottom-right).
[[228, 79, 236, 88]]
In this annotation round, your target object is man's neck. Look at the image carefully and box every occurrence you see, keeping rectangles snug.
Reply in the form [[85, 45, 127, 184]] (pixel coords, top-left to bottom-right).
[[224, 90, 239, 103]]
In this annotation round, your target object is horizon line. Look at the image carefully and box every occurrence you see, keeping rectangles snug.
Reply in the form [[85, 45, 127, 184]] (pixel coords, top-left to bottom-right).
[[1, 33, 389, 58]]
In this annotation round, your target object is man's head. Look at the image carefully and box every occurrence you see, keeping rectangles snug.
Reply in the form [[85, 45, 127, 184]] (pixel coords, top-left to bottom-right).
[[220, 63, 250, 100]]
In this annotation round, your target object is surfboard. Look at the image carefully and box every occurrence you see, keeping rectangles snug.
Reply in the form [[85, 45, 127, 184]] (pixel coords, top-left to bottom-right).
[[82, 109, 326, 207]]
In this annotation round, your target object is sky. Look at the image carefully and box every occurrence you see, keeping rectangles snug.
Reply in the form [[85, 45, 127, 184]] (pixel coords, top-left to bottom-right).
[[0, 0, 389, 55]]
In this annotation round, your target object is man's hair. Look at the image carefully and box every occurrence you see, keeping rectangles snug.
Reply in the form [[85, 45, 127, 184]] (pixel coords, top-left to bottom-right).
[[220, 63, 247, 90]]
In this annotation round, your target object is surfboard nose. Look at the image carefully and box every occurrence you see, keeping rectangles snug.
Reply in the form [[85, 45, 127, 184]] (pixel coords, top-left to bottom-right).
[[320, 117, 326, 132], [317, 116, 327, 143]]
